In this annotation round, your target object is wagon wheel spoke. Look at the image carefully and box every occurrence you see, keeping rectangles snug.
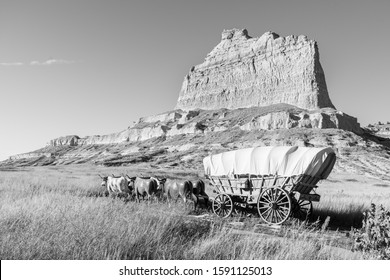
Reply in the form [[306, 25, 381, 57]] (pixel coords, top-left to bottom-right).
[[260, 192, 272, 203], [266, 209, 273, 222], [213, 202, 221, 209], [273, 210, 280, 223], [273, 210, 279, 223], [261, 194, 272, 204], [260, 206, 272, 216], [274, 189, 282, 203], [267, 193, 274, 203], [258, 205, 271, 210], [222, 208, 231, 218], [266, 189, 273, 202], [299, 201, 312, 208], [275, 195, 288, 204], [269, 189, 275, 202], [213, 200, 221, 206], [278, 208, 289, 219], [268, 210, 273, 223], [278, 201, 290, 207], [274, 209, 283, 222]]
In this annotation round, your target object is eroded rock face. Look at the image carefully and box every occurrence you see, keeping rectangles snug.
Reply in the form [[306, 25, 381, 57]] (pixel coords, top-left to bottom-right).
[[43, 106, 361, 151], [49, 135, 79, 146], [138, 111, 182, 124], [9, 152, 52, 160], [176, 29, 335, 111], [365, 122, 390, 138], [239, 109, 360, 132]]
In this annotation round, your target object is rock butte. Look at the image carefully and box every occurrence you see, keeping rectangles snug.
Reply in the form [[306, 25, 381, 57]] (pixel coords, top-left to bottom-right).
[[176, 29, 335, 111], [41, 29, 359, 149]]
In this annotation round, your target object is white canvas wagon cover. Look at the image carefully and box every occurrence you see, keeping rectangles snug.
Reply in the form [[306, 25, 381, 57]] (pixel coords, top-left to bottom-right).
[[203, 146, 336, 179]]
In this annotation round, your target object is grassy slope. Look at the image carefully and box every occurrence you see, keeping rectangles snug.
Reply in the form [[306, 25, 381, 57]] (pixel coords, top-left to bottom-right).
[[2, 165, 389, 259]]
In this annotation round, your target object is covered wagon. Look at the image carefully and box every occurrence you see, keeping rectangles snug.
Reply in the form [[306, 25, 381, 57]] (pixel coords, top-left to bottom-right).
[[203, 146, 336, 225]]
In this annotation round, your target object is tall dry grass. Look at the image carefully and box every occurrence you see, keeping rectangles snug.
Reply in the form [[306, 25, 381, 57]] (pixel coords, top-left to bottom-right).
[[2, 165, 387, 259]]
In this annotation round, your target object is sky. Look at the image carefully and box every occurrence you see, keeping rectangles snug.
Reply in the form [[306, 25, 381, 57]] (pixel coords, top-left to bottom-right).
[[1, 0, 389, 161]]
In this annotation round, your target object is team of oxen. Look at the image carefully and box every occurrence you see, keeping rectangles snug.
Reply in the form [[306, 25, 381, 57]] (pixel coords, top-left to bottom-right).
[[98, 174, 209, 208]]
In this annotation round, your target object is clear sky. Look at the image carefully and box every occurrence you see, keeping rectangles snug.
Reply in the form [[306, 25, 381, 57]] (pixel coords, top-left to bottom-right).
[[1, 0, 389, 161]]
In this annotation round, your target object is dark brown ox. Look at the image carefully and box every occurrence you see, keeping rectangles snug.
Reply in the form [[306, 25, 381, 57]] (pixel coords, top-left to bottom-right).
[[126, 176, 165, 202], [192, 179, 209, 209], [161, 179, 197, 207]]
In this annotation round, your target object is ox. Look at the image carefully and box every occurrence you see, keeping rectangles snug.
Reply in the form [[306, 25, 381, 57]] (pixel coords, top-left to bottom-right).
[[192, 179, 209, 209], [99, 175, 133, 198], [126, 176, 166, 202], [161, 179, 196, 207]]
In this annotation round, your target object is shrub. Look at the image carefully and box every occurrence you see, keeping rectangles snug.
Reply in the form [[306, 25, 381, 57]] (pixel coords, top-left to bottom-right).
[[353, 203, 390, 259]]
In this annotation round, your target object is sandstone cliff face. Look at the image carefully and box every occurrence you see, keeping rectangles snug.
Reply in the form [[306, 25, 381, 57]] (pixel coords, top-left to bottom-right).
[[176, 29, 334, 111], [50, 135, 79, 146], [239, 109, 360, 131]]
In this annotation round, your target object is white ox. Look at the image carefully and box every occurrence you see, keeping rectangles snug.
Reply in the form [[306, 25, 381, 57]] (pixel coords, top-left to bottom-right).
[[99, 175, 132, 196]]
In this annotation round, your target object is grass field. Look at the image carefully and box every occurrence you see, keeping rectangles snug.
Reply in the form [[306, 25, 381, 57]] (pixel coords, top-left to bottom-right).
[[1, 164, 390, 260]]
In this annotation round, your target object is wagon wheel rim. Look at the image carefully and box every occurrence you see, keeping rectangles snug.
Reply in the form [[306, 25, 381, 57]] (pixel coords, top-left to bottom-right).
[[293, 199, 313, 220], [212, 194, 233, 218], [257, 187, 291, 225]]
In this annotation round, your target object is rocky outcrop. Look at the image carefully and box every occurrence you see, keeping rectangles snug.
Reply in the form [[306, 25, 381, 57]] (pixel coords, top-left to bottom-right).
[[176, 29, 335, 111], [50, 135, 79, 146], [366, 122, 390, 138], [239, 109, 360, 132], [9, 152, 52, 160], [44, 105, 361, 149], [138, 111, 182, 124]]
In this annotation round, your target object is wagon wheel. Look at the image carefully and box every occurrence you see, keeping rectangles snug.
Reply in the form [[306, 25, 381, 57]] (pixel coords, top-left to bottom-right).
[[212, 194, 234, 218], [292, 198, 313, 220], [257, 187, 291, 225]]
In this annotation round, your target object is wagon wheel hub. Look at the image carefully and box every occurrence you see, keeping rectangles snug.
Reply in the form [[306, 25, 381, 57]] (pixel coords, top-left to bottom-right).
[[271, 202, 279, 210]]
